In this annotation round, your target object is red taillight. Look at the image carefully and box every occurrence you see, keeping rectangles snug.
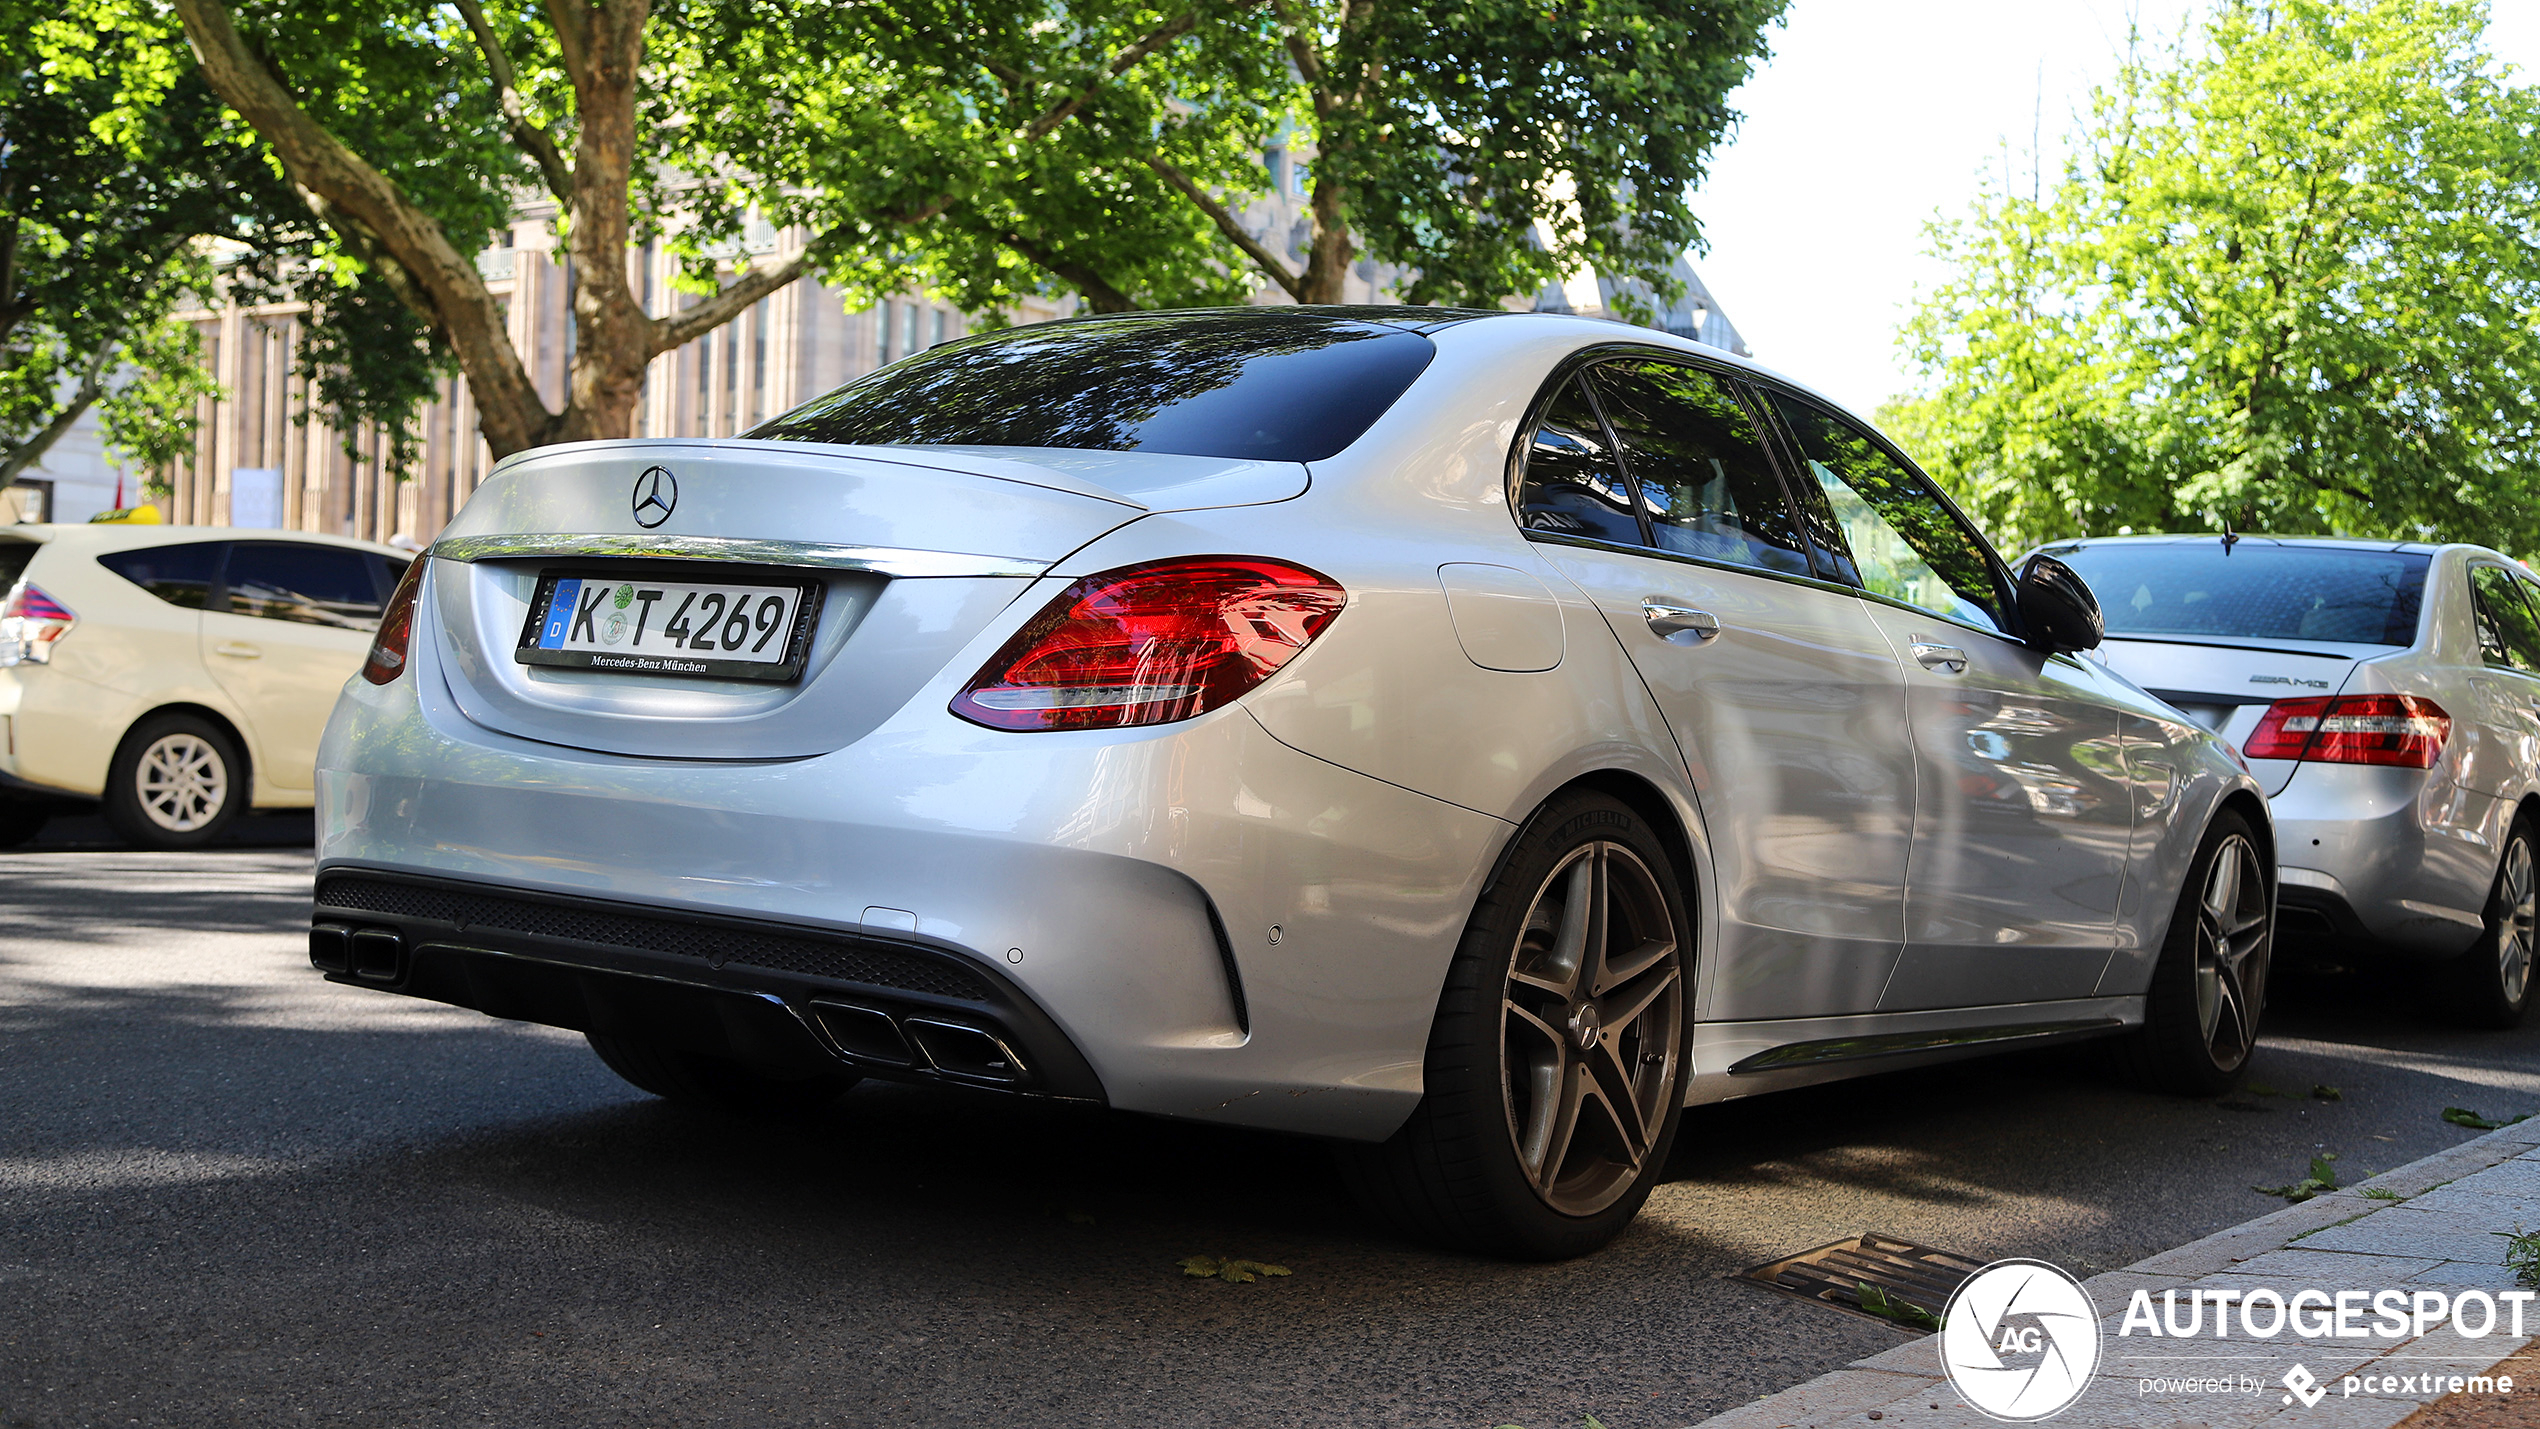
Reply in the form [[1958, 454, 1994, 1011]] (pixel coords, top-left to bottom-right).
[[361, 557, 428, 685], [952, 557, 1346, 731], [0, 582, 75, 666], [2246, 693, 2451, 768]]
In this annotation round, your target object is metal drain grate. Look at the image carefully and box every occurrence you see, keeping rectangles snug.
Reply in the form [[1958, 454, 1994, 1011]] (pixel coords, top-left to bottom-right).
[[1734, 1234, 1984, 1328]]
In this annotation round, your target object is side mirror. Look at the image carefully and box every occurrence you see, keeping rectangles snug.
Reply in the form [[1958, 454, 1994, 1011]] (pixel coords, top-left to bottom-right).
[[2015, 553, 2104, 652]]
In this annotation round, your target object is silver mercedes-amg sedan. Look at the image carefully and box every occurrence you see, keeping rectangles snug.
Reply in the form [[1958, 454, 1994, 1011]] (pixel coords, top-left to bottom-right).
[[313, 308, 2268, 1258], [2041, 535, 2538, 1028]]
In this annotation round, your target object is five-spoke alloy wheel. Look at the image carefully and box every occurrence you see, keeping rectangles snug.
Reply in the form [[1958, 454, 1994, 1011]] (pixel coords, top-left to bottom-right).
[[2116, 807, 2273, 1095], [2191, 830, 2271, 1069], [1339, 791, 1692, 1259], [2449, 818, 2537, 1028], [1500, 840, 1684, 1217]]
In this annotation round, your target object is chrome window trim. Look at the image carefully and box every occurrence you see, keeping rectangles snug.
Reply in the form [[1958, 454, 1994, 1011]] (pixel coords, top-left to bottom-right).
[[1847, 583, 2017, 643], [1509, 342, 1834, 582], [1521, 530, 1863, 602], [428, 533, 1048, 579]]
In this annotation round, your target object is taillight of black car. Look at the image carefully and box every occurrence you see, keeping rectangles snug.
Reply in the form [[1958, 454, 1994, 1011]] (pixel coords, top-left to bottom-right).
[[2245, 692, 2451, 769], [952, 557, 1346, 731]]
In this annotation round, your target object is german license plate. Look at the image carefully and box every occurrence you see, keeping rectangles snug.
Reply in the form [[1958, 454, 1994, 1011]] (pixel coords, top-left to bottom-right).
[[515, 568, 823, 682]]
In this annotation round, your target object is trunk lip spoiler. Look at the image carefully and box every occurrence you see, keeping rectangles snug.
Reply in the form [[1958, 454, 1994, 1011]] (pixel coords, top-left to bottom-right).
[[428, 533, 1049, 580]]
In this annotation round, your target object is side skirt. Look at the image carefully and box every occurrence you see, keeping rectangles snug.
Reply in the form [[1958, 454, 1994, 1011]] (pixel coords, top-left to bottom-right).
[[1683, 995, 2144, 1105]]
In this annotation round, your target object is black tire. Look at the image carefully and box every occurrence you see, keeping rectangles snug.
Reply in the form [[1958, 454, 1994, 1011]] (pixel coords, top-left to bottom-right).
[[0, 799, 49, 849], [2443, 817, 2536, 1029], [1337, 791, 1692, 1260], [2112, 808, 2272, 1096], [102, 713, 244, 850], [585, 1033, 860, 1115]]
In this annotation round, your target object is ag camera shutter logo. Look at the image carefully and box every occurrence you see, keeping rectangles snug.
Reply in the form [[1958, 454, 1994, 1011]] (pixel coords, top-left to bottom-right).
[[1940, 1259, 2103, 1421]]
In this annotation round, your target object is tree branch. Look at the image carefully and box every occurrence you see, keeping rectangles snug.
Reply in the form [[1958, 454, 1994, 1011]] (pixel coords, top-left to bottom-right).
[[0, 318, 124, 485], [450, 0, 575, 204], [171, 0, 551, 456], [1144, 155, 1303, 300], [999, 231, 1136, 312], [653, 250, 812, 353], [1266, 0, 1324, 83], [1020, 10, 1199, 143]]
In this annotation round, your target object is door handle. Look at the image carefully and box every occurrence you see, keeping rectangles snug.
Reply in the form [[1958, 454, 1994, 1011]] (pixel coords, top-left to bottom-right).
[[1642, 599, 1721, 642], [1911, 641, 1968, 674], [214, 641, 262, 660]]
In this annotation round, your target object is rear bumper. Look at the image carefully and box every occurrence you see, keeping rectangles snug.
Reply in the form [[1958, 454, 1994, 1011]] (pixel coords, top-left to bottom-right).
[[2270, 762, 2492, 959], [316, 639, 1512, 1141], [311, 869, 1106, 1099]]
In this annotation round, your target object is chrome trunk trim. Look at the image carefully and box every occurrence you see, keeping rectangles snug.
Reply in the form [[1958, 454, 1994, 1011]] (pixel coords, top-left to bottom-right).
[[429, 533, 1048, 579]]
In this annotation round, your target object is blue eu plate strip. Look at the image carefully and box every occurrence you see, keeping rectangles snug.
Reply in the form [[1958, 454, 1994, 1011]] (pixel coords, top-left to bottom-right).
[[540, 579, 580, 649]]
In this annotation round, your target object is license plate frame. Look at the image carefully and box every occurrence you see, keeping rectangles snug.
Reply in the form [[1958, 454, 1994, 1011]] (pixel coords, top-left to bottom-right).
[[513, 563, 825, 683]]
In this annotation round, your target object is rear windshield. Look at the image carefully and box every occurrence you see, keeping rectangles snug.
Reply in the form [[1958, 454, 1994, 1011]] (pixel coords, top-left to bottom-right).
[[0, 541, 33, 590], [2050, 542, 2429, 646], [747, 313, 1436, 464]]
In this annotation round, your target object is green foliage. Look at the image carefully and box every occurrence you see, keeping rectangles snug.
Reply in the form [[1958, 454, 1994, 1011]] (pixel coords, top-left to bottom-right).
[[1857, 1282, 1945, 1332], [1324, 0, 1787, 316], [2255, 1152, 2341, 1203], [1887, 0, 2540, 552], [2497, 1225, 2540, 1288], [2442, 1106, 2531, 1130], [19, 0, 445, 474], [675, 0, 1286, 314], [1176, 1254, 1291, 1283], [0, 0, 267, 484]]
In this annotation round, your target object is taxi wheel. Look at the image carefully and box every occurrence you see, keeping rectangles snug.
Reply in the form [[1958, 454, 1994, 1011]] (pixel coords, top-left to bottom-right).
[[103, 713, 244, 850], [2115, 808, 2272, 1096], [2446, 818, 2535, 1030], [0, 799, 49, 848], [585, 1033, 860, 1115], [1338, 791, 1691, 1260]]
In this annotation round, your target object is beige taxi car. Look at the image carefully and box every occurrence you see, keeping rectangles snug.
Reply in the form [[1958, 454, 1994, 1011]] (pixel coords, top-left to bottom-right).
[[0, 524, 411, 848]]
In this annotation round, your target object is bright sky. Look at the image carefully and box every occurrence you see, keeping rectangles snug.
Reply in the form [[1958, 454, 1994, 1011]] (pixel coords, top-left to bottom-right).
[[1687, 0, 2540, 417]]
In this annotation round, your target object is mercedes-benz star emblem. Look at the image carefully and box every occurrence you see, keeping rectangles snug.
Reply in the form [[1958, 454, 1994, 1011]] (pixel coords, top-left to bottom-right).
[[631, 466, 678, 528]]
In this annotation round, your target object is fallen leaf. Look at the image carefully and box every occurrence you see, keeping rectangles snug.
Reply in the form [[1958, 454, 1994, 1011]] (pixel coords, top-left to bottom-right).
[[2255, 1153, 2341, 1203], [1178, 1254, 1291, 1283], [2311, 1085, 2342, 1101], [2444, 1107, 2531, 1130]]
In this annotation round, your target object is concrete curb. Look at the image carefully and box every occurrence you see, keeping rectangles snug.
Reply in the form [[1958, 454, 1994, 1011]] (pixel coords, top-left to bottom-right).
[[1695, 1117, 2540, 1429]]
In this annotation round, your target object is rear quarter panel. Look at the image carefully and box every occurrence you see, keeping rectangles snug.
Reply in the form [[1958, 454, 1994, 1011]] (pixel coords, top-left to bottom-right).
[[2096, 679, 2272, 997]]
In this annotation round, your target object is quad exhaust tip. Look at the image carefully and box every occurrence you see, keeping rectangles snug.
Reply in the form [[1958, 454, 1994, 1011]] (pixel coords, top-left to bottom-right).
[[310, 923, 405, 983], [808, 999, 1030, 1086]]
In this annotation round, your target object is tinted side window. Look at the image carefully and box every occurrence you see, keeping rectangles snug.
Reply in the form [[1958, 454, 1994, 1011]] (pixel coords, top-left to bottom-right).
[[1587, 361, 1806, 576], [97, 542, 224, 610], [1773, 395, 2008, 632], [1514, 376, 1643, 546], [2470, 565, 2540, 671], [222, 542, 389, 631]]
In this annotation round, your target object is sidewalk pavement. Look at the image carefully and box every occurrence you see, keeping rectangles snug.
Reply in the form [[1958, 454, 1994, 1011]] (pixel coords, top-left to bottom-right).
[[1697, 1117, 2540, 1429]]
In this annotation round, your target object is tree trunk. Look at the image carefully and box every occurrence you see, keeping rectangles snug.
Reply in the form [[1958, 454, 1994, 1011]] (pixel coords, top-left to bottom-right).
[[546, 0, 651, 444], [171, 0, 807, 462], [172, 0, 557, 458]]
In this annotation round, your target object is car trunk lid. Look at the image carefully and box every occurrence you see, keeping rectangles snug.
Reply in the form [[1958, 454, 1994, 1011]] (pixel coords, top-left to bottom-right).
[[2094, 634, 2379, 793], [426, 440, 1305, 760]]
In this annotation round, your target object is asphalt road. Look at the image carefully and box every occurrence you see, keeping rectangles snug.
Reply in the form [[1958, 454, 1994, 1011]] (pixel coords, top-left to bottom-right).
[[6, 849, 2540, 1429]]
